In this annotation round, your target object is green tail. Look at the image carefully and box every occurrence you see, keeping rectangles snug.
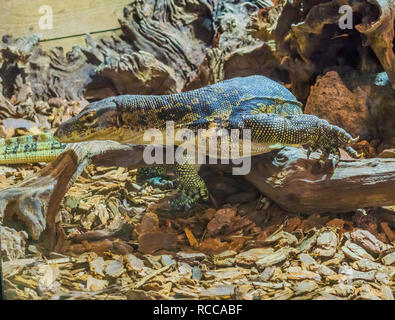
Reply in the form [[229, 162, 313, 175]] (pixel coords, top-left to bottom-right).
[[0, 132, 67, 165]]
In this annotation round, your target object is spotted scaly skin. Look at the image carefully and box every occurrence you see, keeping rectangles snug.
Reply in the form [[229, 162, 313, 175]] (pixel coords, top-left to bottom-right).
[[15, 76, 360, 211], [0, 133, 66, 164]]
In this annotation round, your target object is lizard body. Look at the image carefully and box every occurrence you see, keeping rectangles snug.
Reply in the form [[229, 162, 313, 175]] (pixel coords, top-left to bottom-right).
[[54, 76, 361, 210], [0, 76, 360, 210]]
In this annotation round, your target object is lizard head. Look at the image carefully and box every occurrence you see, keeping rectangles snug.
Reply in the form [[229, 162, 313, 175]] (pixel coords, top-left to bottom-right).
[[54, 97, 124, 143]]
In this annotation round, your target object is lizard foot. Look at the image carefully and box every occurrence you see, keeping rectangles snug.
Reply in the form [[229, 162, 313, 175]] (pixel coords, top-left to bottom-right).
[[307, 120, 364, 171], [146, 177, 174, 190], [136, 166, 174, 190], [169, 185, 209, 211]]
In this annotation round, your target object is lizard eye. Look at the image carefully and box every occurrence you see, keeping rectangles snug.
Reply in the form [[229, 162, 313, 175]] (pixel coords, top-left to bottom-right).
[[81, 113, 97, 126]]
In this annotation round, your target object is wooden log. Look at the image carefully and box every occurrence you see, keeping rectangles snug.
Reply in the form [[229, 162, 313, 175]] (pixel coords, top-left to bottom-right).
[[244, 147, 395, 214]]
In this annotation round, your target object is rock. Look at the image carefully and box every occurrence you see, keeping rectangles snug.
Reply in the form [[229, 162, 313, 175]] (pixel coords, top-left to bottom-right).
[[236, 248, 274, 266], [144, 255, 162, 269], [27, 245, 39, 254], [252, 281, 287, 290], [172, 288, 199, 299], [299, 254, 336, 276], [304, 70, 372, 138], [63, 195, 81, 210], [283, 217, 301, 233], [275, 232, 298, 247], [2, 118, 38, 130], [261, 230, 299, 247], [326, 218, 345, 229], [325, 283, 355, 298], [37, 264, 60, 294], [234, 285, 256, 300], [199, 238, 230, 255], [213, 257, 236, 267], [261, 230, 284, 244], [322, 252, 345, 266], [135, 212, 159, 234], [178, 263, 193, 275], [358, 284, 382, 300], [310, 264, 336, 277], [271, 288, 294, 300]]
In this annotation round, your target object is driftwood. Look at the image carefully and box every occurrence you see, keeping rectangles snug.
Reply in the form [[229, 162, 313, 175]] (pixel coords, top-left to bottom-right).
[[0, 142, 146, 251], [245, 147, 395, 214], [1, 142, 394, 252]]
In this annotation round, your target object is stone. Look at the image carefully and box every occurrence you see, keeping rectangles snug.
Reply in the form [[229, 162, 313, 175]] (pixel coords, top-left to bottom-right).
[[305, 71, 372, 138]]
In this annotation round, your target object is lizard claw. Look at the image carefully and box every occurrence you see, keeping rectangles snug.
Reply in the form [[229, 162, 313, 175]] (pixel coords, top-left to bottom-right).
[[331, 154, 340, 170], [306, 147, 312, 159], [146, 177, 174, 190], [347, 136, 359, 144]]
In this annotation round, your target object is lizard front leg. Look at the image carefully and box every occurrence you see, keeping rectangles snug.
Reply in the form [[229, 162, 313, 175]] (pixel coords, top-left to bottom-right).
[[239, 113, 362, 167], [170, 163, 209, 211]]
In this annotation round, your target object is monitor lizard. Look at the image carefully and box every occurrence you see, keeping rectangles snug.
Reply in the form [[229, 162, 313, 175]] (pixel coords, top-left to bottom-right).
[[0, 75, 361, 211]]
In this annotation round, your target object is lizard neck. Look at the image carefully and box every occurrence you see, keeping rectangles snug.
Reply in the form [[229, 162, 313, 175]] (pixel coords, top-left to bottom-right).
[[117, 93, 202, 130]]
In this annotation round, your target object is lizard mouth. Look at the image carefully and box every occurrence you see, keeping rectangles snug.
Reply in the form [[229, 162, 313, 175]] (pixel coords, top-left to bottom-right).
[[54, 126, 120, 143]]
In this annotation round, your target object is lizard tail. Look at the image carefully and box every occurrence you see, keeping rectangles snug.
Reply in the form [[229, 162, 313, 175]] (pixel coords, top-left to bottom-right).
[[0, 132, 67, 164]]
